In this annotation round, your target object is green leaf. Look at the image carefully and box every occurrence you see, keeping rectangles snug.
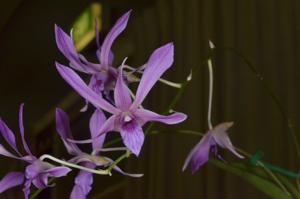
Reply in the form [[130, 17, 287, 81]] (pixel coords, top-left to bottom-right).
[[234, 162, 300, 199], [209, 159, 292, 199]]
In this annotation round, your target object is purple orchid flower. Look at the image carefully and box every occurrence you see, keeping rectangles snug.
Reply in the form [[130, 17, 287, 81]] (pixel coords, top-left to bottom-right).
[[55, 43, 187, 156], [182, 122, 244, 174], [55, 108, 142, 199], [0, 104, 71, 199], [55, 10, 132, 110]]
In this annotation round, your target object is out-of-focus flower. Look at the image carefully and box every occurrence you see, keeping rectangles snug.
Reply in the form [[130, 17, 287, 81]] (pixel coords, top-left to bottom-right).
[[55, 43, 187, 156], [55, 10, 132, 111], [182, 122, 244, 174], [55, 108, 142, 199], [0, 104, 71, 199]]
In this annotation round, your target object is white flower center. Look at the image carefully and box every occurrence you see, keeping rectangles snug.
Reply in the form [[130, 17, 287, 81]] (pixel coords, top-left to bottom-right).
[[124, 115, 132, 122]]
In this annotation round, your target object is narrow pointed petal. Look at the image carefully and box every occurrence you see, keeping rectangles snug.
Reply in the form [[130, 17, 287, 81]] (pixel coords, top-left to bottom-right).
[[0, 119, 20, 154], [23, 180, 31, 199], [70, 162, 95, 199], [100, 10, 131, 67], [133, 43, 174, 107], [68, 115, 117, 144], [89, 109, 107, 150], [21, 155, 37, 163], [56, 62, 120, 114], [0, 144, 20, 159], [120, 120, 144, 156], [78, 54, 102, 71], [182, 134, 212, 173], [0, 172, 24, 193], [211, 122, 244, 159], [108, 51, 114, 66], [96, 50, 114, 66], [46, 166, 71, 177], [19, 104, 33, 156], [55, 108, 82, 155], [55, 24, 98, 73], [114, 67, 132, 109], [113, 166, 144, 178], [93, 115, 117, 141], [135, 109, 187, 125]]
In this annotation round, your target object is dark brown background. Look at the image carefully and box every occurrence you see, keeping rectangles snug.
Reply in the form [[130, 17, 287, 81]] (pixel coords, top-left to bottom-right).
[[0, 0, 299, 198]]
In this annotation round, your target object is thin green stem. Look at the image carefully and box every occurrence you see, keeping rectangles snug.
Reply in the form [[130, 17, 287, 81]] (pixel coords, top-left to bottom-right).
[[107, 150, 131, 172], [207, 58, 213, 130], [39, 154, 111, 175], [222, 47, 300, 160], [207, 41, 215, 130]]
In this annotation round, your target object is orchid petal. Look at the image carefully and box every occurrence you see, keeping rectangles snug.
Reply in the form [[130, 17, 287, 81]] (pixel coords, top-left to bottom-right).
[[100, 10, 131, 67], [211, 122, 244, 159], [68, 115, 117, 144], [70, 185, 86, 199], [0, 172, 24, 193], [20, 155, 36, 164], [70, 185, 88, 199], [0, 144, 20, 159], [56, 63, 119, 114], [55, 24, 98, 73], [182, 134, 212, 173], [113, 166, 143, 178], [134, 109, 187, 125], [133, 43, 174, 107], [0, 119, 20, 154], [25, 161, 50, 179], [92, 114, 117, 141], [70, 162, 95, 199], [120, 119, 144, 156], [108, 51, 114, 66], [19, 104, 33, 156], [23, 180, 31, 199], [89, 109, 107, 150], [96, 49, 114, 66], [55, 108, 82, 155], [32, 175, 48, 189], [114, 67, 132, 109], [78, 54, 102, 71], [46, 166, 71, 177]]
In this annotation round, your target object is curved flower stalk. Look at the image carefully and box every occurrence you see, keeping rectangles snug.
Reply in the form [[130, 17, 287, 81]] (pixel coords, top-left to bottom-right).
[[55, 10, 132, 111], [0, 104, 71, 199], [182, 41, 243, 174], [55, 108, 142, 199], [56, 43, 187, 156]]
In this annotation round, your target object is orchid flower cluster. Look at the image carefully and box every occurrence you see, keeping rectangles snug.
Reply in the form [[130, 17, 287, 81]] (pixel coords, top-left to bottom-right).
[[0, 10, 243, 199]]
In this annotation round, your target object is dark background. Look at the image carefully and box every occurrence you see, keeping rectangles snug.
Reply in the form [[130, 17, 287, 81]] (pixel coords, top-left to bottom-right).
[[0, 0, 299, 198]]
